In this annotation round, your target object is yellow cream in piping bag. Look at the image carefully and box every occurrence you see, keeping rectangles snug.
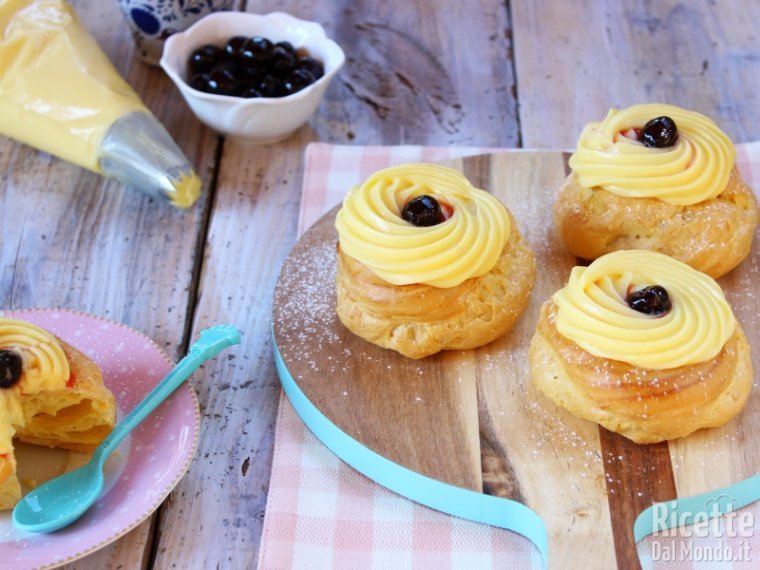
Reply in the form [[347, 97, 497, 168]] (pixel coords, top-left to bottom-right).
[[335, 163, 511, 288], [553, 250, 736, 370], [569, 104, 734, 206], [0, 0, 145, 171], [0, 0, 200, 207]]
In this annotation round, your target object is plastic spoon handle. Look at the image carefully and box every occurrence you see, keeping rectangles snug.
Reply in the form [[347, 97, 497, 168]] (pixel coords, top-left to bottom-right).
[[95, 325, 240, 462]]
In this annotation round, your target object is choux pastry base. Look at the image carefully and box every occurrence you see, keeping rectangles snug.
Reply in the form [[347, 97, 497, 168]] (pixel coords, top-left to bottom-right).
[[529, 302, 753, 444], [553, 167, 759, 278], [336, 213, 536, 359]]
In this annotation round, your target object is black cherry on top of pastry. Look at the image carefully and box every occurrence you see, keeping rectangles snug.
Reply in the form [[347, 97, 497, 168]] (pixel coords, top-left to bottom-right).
[[618, 116, 679, 148], [401, 195, 452, 227], [0, 350, 22, 388], [625, 285, 672, 316], [640, 116, 679, 148]]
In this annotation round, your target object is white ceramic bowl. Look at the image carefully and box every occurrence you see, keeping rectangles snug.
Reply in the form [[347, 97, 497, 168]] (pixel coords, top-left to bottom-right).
[[160, 12, 345, 143]]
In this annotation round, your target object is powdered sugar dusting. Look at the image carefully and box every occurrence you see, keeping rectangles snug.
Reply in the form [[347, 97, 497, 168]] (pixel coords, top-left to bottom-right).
[[274, 239, 357, 389]]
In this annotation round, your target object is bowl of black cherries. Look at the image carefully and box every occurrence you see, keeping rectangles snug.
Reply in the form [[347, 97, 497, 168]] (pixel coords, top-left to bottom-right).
[[161, 12, 345, 143]]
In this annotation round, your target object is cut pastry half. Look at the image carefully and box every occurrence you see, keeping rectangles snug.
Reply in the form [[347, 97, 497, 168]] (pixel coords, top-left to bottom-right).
[[0, 318, 116, 509]]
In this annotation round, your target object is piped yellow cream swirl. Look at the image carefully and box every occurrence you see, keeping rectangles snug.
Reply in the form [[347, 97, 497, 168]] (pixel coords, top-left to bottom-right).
[[0, 318, 69, 392], [553, 251, 735, 370], [569, 104, 735, 205], [335, 163, 511, 288]]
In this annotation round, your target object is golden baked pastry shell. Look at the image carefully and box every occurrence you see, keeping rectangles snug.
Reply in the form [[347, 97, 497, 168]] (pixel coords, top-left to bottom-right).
[[529, 301, 753, 444], [336, 213, 536, 359], [553, 167, 759, 278], [17, 339, 116, 453]]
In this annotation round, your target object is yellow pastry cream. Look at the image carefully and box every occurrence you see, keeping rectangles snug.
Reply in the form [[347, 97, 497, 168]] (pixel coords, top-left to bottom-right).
[[0, 318, 69, 393], [0, 318, 69, 487], [568, 103, 735, 205], [552, 250, 736, 370], [0, 0, 146, 171], [0, 0, 200, 207], [335, 163, 511, 288]]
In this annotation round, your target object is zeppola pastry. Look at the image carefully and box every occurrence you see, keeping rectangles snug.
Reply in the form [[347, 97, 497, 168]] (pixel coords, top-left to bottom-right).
[[554, 103, 759, 278], [0, 318, 116, 509], [334, 163, 536, 359], [529, 250, 752, 444]]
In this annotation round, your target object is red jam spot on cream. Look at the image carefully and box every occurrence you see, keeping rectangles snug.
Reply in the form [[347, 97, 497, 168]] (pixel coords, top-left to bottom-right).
[[619, 127, 641, 142]]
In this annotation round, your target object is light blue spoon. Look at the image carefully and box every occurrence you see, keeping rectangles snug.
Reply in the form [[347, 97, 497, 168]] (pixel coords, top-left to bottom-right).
[[12, 324, 241, 533]]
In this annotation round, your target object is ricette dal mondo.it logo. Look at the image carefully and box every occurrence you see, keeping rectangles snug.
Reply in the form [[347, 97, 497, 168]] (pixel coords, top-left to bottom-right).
[[650, 494, 755, 563]]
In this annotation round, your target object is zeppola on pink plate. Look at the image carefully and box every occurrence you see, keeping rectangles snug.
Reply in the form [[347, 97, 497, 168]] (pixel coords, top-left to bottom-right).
[[0, 309, 200, 570]]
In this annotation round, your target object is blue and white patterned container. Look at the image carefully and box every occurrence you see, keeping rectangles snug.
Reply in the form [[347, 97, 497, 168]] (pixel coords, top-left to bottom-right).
[[117, 0, 234, 65]]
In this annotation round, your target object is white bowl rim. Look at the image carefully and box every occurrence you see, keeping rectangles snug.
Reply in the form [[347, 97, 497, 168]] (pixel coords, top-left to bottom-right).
[[160, 11, 345, 106]]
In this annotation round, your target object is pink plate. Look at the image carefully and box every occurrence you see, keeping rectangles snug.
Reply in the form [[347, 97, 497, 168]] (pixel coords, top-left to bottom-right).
[[0, 309, 200, 569]]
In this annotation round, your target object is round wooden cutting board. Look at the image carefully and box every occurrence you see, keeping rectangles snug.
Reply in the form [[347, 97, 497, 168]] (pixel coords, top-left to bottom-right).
[[272, 152, 760, 570]]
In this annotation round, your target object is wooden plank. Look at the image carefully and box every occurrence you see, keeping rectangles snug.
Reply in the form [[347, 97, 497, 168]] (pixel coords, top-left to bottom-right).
[[597, 431, 676, 570], [151, 136, 305, 570], [0, 1, 218, 567], [512, 0, 760, 148], [294, 0, 520, 146], [152, 1, 520, 567]]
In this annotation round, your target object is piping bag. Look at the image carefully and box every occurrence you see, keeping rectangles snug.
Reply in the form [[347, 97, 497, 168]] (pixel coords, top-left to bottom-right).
[[0, 0, 201, 208]]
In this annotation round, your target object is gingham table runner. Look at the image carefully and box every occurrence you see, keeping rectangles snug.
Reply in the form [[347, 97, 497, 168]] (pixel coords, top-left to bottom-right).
[[258, 142, 760, 569]]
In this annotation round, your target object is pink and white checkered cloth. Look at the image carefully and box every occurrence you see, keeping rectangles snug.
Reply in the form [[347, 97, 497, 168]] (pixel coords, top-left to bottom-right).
[[258, 143, 760, 569]]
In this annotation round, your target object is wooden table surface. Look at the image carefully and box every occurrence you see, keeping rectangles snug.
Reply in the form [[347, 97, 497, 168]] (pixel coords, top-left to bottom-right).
[[2, 1, 759, 568]]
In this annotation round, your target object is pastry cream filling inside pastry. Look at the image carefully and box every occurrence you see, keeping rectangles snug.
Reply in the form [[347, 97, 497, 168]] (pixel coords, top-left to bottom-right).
[[553, 250, 736, 370], [0, 318, 116, 508], [335, 163, 511, 288], [569, 103, 734, 205]]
